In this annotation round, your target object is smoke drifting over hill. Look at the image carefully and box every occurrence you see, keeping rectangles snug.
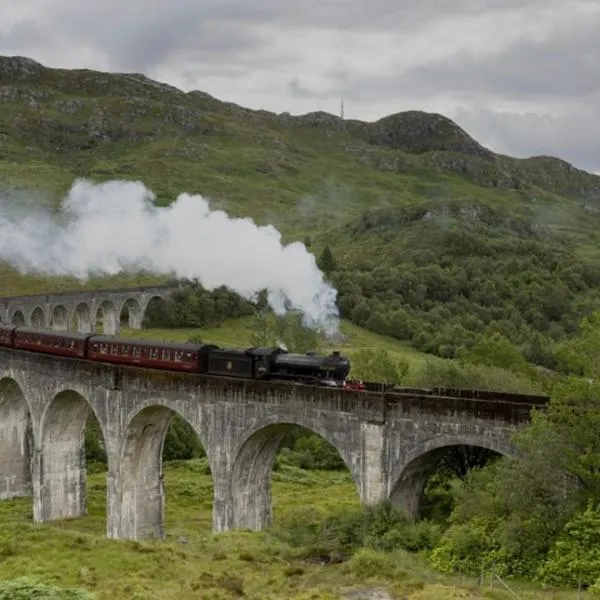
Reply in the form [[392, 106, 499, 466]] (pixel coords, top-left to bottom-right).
[[0, 179, 339, 334]]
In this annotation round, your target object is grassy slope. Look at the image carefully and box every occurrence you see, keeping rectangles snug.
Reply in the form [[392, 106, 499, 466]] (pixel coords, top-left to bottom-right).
[[121, 316, 432, 375], [120, 317, 545, 393], [2, 56, 600, 297], [0, 464, 580, 600]]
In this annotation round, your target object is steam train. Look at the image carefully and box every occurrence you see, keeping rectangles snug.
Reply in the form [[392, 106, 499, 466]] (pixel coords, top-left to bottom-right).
[[0, 324, 355, 388]]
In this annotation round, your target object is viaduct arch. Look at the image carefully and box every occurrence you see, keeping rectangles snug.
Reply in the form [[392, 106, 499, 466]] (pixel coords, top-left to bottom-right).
[[0, 284, 178, 335], [0, 345, 547, 541]]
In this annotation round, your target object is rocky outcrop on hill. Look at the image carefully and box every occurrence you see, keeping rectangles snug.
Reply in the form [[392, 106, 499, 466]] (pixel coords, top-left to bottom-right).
[[0, 56, 43, 81], [366, 111, 495, 159]]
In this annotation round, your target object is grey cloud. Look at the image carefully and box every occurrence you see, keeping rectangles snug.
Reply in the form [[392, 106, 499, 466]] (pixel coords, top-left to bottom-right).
[[455, 106, 600, 173], [395, 13, 600, 98], [1, 0, 561, 73], [0, 20, 40, 47], [288, 77, 319, 99], [268, 0, 557, 30], [40, 0, 553, 29], [2, 2, 271, 72]]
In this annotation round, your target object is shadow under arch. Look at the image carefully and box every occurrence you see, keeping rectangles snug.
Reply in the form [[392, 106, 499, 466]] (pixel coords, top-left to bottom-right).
[[37, 389, 108, 522], [389, 436, 515, 520], [230, 419, 359, 531], [95, 300, 118, 335], [140, 295, 170, 328], [0, 377, 34, 499], [51, 305, 69, 331], [119, 298, 143, 329], [30, 306, 46, 328], [11, 310, 25, 326], [116, 404, 209, 541], [71, 302, 92, 334]]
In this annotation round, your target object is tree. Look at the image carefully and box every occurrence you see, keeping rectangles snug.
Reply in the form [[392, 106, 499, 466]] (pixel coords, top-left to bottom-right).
[[274, 312, 320, 353], [163, 415, 205, 460], [463, 332, 535, 377], [351, 300, 371, 327], [247, 311, 320, 352], [248, 311, 278, 347], [431, 313, 600, 580], [555, 311, 600, 377], [350, 348, 409, 384], [317, 245, 337, 275]]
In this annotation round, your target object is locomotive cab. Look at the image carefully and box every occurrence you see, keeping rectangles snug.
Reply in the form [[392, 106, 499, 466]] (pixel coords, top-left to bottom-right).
[[245, 347, 286, 378]]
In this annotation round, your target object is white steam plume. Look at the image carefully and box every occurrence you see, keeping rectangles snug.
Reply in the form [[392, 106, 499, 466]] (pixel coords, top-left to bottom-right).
[[0, 179, 340, 334]]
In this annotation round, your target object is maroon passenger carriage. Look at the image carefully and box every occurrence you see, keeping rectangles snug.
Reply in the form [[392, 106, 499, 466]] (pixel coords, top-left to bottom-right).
[[0, 324, 14, 348], [87, 335, 211, 373], [0, 324, 88, 358]]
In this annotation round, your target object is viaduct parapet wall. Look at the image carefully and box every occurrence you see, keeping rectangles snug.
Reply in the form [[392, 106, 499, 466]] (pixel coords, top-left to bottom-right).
[[0, 345, 544, 541]]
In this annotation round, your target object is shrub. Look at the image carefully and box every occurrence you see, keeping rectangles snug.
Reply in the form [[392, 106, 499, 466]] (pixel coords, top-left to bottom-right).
[[0, 577, 95, 599]]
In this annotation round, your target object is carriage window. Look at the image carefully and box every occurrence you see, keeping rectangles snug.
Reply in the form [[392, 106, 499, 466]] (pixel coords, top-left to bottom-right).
[[133, 347, 141, 358], [162, 349, 172, 361], [149, 348, 159, 360]]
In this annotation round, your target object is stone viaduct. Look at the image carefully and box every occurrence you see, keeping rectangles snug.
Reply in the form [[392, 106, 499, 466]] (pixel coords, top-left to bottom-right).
[[0, 345, 548, 541], [0, 284, 178, 335]]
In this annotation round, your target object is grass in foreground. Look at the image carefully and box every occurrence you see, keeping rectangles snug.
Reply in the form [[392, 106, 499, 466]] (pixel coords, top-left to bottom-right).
[[0, 461, 584, 599]]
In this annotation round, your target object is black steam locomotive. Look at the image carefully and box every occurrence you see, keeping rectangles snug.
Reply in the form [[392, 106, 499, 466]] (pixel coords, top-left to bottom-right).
[[0, 325, 352, 387]]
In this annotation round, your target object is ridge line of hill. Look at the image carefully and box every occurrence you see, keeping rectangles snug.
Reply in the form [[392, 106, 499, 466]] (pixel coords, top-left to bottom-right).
[[1, 53, 599, 204]]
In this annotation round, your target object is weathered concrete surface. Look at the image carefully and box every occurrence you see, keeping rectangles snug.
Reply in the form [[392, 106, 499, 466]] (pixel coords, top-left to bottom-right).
[[0, 378, 33, 499], [0, 284, 177, 335], [0, 346, 542, 541]]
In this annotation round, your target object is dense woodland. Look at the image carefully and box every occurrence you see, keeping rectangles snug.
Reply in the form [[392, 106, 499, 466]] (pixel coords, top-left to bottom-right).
[[327, 205, 600, 370]]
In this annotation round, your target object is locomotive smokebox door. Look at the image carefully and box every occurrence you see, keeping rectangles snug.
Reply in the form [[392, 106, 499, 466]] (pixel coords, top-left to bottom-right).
[[207, 349, 254, 378]]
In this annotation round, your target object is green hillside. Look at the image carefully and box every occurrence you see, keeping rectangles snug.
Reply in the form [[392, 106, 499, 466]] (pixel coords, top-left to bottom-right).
[[116, 315, 543, 394], [122, 316, 428, 368], [2, 55, 600, 367]]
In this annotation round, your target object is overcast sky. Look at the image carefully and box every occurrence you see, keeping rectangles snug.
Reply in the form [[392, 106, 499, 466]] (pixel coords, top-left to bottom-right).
[[2, 0, 599, 173]]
